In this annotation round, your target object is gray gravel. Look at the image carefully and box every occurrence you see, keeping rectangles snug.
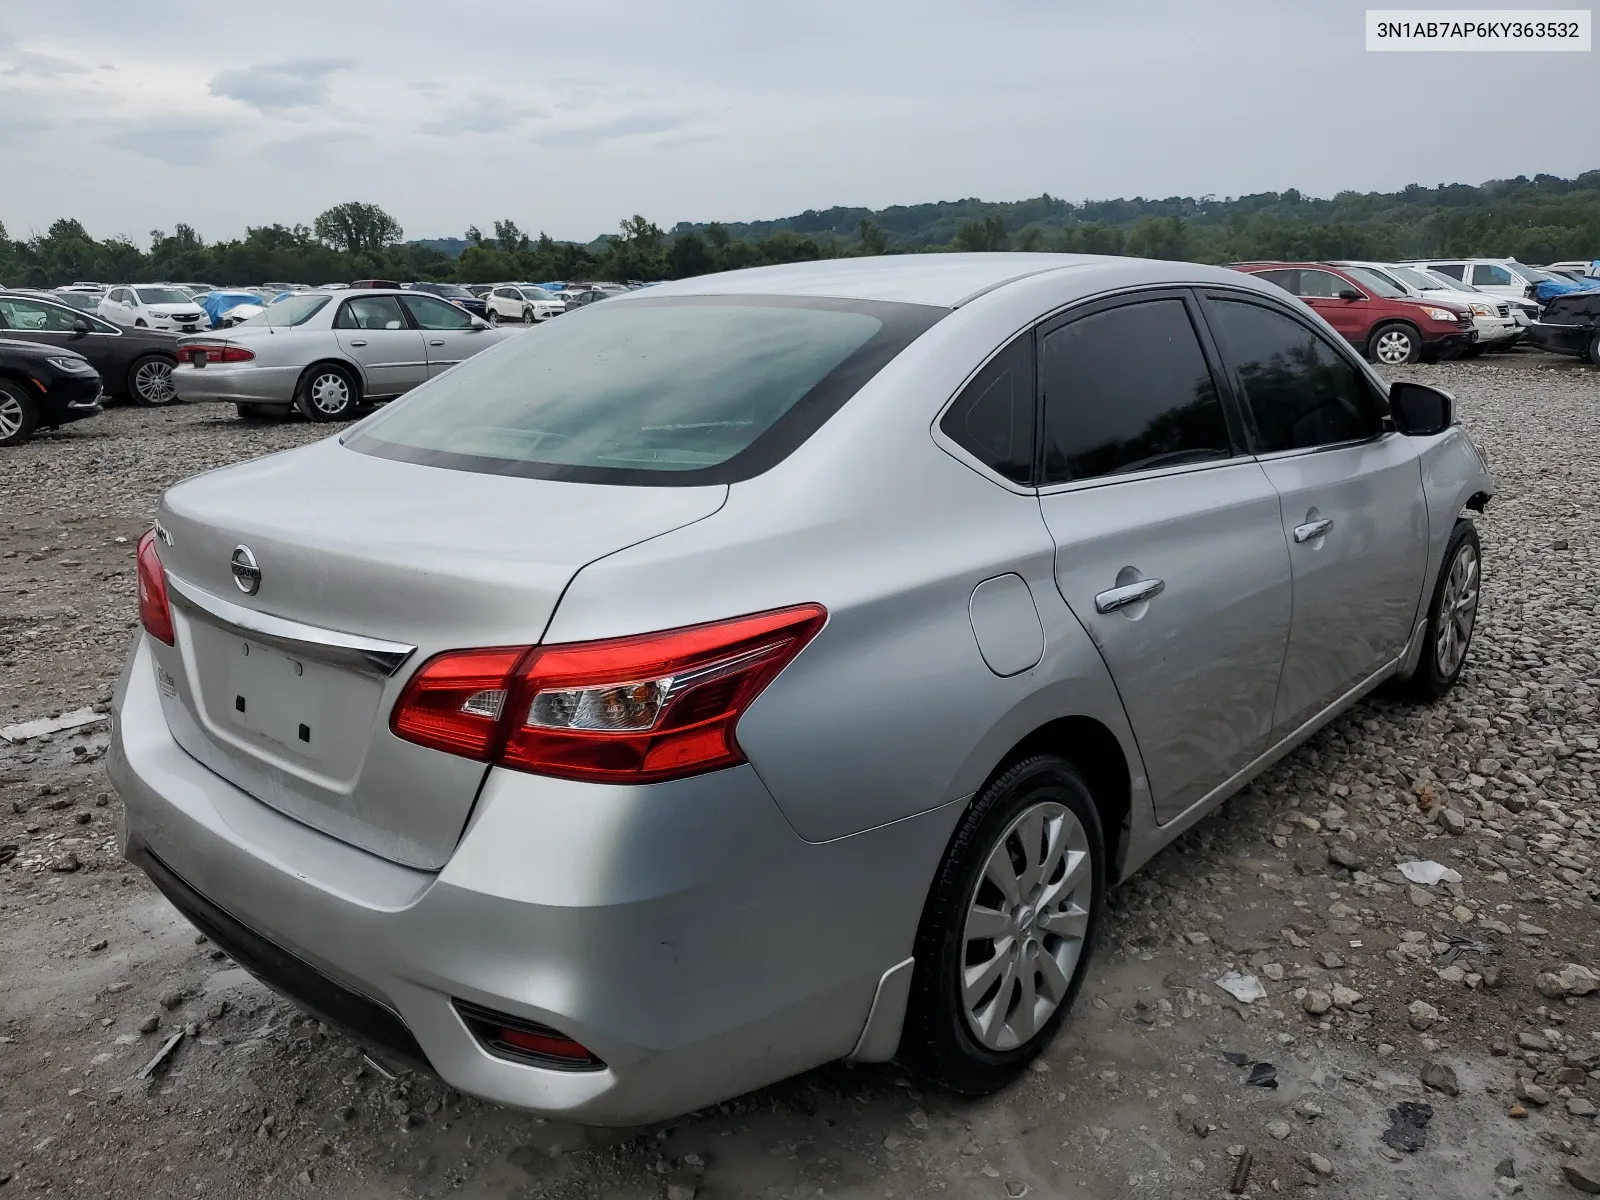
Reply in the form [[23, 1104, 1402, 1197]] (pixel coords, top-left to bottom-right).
[[3, 355, 1600, 1198]]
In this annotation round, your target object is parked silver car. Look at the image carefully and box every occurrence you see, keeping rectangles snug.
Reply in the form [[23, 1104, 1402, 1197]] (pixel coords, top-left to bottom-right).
[[110, 254, 1493, 1125], [171, 289, 514, 421]]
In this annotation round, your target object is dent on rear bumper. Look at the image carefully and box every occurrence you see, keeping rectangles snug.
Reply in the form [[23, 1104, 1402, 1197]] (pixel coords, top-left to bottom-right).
[[109, 634, 955, 1124]]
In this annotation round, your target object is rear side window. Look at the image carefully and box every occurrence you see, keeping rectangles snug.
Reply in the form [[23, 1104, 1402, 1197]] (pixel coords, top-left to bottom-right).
[[1253, 269, 1296, 291], [1430, 263, 1465, 280], [1039, 298, 1231, 485], [1207, 298, 1381, 452], [939, 333, 1034, 484], [347, 296, 945, 485]]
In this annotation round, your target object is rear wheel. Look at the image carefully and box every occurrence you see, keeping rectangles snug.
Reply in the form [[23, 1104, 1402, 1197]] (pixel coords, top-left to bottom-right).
[[127, 355, 177, 406], [1398, 521, 1481, 702], [0, 379, 39, 446], [487, 308, 502, 326], [900, 755, 1103, 1094], [1589, 332, 1600, 366], [1369, 323, 1421, 365], [235, 402, 291, 421], [295, 363, 361, 423]]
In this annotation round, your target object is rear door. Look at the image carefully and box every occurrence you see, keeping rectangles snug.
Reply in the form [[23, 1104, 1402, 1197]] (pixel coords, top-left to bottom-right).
[[399, 293, 494, 377], [331, 295, 428, 397], [1295, 268, 1370, 347], [1200, 291, 1428, 734], [1035, 291, 1293, 823]]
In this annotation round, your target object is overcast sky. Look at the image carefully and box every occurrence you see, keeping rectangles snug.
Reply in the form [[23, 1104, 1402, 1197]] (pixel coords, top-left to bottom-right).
[[2, 0, 1595, 246]]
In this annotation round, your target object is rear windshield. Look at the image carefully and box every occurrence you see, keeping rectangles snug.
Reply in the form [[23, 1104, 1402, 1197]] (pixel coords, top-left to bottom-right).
[[346, 295, 944, 485], [235, 295, 329, 328]]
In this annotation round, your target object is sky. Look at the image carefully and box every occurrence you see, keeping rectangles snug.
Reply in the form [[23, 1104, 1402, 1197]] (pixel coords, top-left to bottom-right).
[[1, 0, 1596, 246]]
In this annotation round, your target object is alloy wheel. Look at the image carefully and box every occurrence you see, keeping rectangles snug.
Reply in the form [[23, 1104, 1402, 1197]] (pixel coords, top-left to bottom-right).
[[135, 359, 175, 405], [488, 310, 501, 326], [961, 800, 1093, 1051], [1434, 542, 1479, 677], [0, 393, 24, 440], [308, 372, 350, 415], [1376, 330, 1414, 364]]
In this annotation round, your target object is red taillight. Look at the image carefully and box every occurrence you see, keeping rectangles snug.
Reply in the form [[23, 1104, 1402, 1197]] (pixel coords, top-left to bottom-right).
[[179, 343, 255, 365], [136, 530, 175, 646], [496, 1026, 594, 1062], [390, 605, 827, 783]]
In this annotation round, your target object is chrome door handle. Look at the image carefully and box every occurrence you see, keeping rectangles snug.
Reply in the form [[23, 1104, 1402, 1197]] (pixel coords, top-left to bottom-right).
[[1095, 577, 1165, 614], [1293, 518, 1334, 543], [428, 338, 445, 346], [348, 339, 368, 347]]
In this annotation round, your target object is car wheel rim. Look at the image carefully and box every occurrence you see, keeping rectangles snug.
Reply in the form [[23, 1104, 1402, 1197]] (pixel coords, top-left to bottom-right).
[[488, 311, 500, 325], [1377, 331, 1411, 363], [961, 799, 1092, 1052], [523, 308, 534, 323], [1435, 542, 1479, 677], [0, 395, 23, 439], [135, 360, 175, 404], [309, 374, 349, 414]]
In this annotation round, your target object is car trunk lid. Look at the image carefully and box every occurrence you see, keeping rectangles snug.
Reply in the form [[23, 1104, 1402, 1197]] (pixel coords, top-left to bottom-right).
[[150, 438, 726, 869]]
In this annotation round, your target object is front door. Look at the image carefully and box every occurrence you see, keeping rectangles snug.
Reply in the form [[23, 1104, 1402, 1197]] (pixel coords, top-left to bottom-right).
[[1035, 293, 1293, 823], [1201, 292, 1429, 734], [331, 295, 427, 398], [1295, 268, 1370, 346], [398, 293, 491, 377]]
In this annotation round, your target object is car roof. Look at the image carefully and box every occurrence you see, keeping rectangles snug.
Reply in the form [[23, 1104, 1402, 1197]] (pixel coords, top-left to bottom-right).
[[617, 253, 1272, 308]]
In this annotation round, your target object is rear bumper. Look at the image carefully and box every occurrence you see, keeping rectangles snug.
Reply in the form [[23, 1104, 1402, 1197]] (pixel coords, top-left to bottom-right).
[[108, 633, 952, 1124], [173, 362, 301, 405], [1526, 321, 1595, 358]]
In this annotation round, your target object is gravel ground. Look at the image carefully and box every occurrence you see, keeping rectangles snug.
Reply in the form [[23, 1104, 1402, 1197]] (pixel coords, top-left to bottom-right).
[[3, 354, 1600, 1199]]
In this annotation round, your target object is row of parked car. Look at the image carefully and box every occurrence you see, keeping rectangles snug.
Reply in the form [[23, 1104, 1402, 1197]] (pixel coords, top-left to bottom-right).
[[1229, 256, 1600, 365]]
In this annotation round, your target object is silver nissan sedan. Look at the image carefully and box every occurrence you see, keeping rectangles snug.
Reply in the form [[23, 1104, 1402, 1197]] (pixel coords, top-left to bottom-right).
[[109, 254, 1493, 1124]]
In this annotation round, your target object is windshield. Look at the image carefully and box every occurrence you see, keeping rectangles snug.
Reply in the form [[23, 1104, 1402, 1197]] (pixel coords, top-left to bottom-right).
[[135, 287, 194, 306], [51, 291, 100, 311], [1339, 266, 1406, 298], [517, 285, 556, 300], [1388, 265, 1445, 292], [1420, 269, 1477, 292], [347, 296, 944, 485], [1517, 266, 1560, 284], [427, 284, 474, 298], [234, 295, 329, 328]]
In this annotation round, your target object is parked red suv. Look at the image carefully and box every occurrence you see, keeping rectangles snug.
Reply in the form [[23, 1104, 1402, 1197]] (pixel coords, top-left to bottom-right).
[[1229, 262, 1476, 365]]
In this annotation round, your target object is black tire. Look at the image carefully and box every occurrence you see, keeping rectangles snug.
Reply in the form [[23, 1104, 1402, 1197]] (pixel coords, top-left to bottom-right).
[[1588, 332, 1600, 366], [127, 355, 177, 406], [235, 402, 291, 421], [1369, 322, 1422, 366], [899, 755, 1104, 1094], [487, 309, 502, 326], [0, 379, 40, 447], [522, 306, 535, 324], [134, 319, 148, 328], [1461, 344, 1486, 358], [294, 363, 362, 423], [1396, 521, 1481, 703]]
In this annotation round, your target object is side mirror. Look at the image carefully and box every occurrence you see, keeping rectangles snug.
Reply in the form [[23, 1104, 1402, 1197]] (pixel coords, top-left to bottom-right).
[[1390, 381, 1454, 436], [470, 316, 489, 330], [70, 317, 90, 338], [1337, 289, 1365, 302]]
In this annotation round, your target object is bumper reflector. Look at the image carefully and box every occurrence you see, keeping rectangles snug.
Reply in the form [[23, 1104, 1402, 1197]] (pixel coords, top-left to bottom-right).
[[454, 999, 603, 1070]]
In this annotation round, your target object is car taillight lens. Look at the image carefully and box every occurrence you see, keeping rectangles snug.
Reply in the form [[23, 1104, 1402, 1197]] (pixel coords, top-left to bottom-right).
[[136, 530, 175, 646], [390, 605, 826, 783], [179, 343, 255, 365]]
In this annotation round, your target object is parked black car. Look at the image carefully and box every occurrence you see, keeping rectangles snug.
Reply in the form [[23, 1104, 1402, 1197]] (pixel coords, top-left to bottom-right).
[[407, 281, 489, 320], [0, 339, 102, 446], [1527, 292, 1600, 365], [0, 291, 180, 405]]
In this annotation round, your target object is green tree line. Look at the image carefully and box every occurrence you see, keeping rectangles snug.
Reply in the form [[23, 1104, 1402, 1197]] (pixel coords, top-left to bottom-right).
[[3, 172, 1597, 290]]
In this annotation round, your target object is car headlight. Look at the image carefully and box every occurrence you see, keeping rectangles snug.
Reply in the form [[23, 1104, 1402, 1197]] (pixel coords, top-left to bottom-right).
[[1422, 307, 1458, 322], [1468, 302, 1493, 317], [46, 356, 97, 374]]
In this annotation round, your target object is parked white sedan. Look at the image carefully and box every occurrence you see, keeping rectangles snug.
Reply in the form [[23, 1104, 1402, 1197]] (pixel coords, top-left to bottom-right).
[[172, 289, 514, 422], [99, 285, 210, 333], [483, 284, 566, 325]]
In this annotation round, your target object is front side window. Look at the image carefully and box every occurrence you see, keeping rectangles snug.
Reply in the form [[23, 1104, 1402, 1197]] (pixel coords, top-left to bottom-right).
[[347, 296, 943, 484], [335, 296, 408, 331], [1471, 264, 1514, 287], [401, 294, 474, 330], [1039, 298, 1232, 485], [1296, 270, 1354, 299], [939, 333, 1034, 484], [1207, 298, 1380, 453], [0, 298, 81, 332]]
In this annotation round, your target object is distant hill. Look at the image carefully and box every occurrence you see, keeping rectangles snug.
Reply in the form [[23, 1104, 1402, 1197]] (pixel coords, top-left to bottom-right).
[[409, 237, 470, 258]]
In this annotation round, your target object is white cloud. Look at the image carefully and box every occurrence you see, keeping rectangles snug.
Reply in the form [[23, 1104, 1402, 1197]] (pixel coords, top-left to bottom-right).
[[210, 57, 353, 111]]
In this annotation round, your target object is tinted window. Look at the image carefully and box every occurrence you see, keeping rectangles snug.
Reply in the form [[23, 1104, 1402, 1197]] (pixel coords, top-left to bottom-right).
[[401, 294, 475, 330], [1297, 270, 1352, 298], [1471, 264, 1513, 287], [1254, 269, 1296, 291], [1430, 263, 1465, 280], [1340, 266, 1406, 298], [0, 298, 82, 332], [1039, 299, 1231, 484], [1208, 299, 1380, 453], [335, 296, 408, 330], [939, 333, 1034, 484], [348, 296, 943, 484]]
